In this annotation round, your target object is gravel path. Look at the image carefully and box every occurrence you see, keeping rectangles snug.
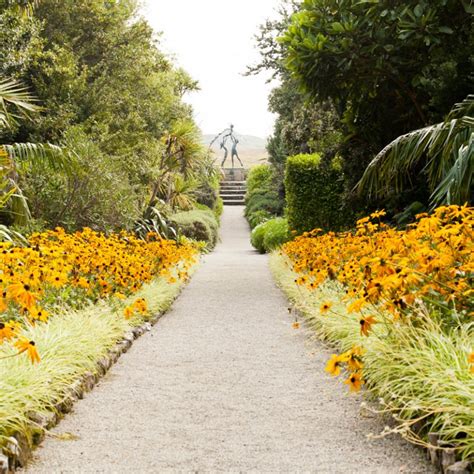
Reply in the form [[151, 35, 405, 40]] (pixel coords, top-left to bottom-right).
[[27, 206, 433, 473]]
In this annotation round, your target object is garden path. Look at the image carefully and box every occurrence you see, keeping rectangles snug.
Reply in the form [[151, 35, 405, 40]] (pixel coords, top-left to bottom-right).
[[26, 207, 433, 473]]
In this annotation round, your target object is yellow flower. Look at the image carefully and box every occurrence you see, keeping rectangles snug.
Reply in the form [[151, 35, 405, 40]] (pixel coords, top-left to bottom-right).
[[14, 337, 41, 364], [0, 321, 16, 342], [344, 372, 364, 392], [342, 346, 364, 371], [325, 354, 349, 377], [292, 321, 300, 329], [347, 298, 367, 314], [469, 352, 474, 374], [28, 306, 49, 322], [133, 298, 148, 315], [320, 301, 332, 314], [124, 306, 135, 319], [360, 316, 377, 337], [7, 282, 37, 310]]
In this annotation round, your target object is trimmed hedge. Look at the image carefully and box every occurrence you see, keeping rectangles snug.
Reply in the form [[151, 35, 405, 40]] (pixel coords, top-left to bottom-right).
[[285, 153, 350, 234], [170, 209, 219, 248]]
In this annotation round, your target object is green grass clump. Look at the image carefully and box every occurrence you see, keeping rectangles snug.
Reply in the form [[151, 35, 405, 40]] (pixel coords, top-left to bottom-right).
[[0, 269, 192, 449], [270, 253, 474, 460]]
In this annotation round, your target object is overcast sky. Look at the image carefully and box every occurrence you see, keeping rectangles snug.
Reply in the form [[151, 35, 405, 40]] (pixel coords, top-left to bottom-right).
[[142, 0, 280, 139]]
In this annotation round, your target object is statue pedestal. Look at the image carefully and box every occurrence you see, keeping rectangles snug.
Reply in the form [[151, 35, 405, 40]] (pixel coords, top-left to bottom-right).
[[221, 167, 248, 182]]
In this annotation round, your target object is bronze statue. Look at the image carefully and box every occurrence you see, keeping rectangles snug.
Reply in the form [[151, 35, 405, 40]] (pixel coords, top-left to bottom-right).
[[209, 124, 243, 168], [230, 135, 243, 167]]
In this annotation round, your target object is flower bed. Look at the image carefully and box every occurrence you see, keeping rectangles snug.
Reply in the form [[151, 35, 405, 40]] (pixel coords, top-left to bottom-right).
[[273, 205, 473, 461], [0, 229, 198, 468]]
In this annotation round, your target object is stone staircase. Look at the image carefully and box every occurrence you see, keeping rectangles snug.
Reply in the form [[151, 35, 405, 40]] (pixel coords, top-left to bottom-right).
[[220, 180, 246, 206]]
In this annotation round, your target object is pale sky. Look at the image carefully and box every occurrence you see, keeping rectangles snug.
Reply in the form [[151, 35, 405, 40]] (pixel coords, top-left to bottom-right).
[[142, 0, 280, 138]]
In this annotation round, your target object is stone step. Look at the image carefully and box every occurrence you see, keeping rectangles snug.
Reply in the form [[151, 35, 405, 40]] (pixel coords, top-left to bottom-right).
[[220, 194, 246, 201], [220, 189, 246, 195], [223, 200, 245, 206], [219, 189, 246, 195], [220, 181, 246, 187]]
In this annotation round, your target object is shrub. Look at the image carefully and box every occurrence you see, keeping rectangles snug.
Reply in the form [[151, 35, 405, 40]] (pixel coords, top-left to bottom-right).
[[195, 173, 219, 210], [214, 197, 224, 221], [23, 128, 140, 232], [170, 209, 219, 248], [262, 217, 290, 251], [251, 217, 290, 253], [244, 164, 285, 228], [245, 191, 281, 218], [285, 153, 351, 234], [246, 164, 272, 195], [250, 222, 267, 253], [247, 209, 272, 229]]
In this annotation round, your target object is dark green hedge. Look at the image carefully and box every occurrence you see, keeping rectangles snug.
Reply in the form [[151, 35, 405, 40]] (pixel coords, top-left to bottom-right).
[[285, 153, 351, 234]]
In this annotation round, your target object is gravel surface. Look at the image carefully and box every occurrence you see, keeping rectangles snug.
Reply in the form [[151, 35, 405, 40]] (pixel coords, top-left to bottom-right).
[[26, 206, 434, 473]]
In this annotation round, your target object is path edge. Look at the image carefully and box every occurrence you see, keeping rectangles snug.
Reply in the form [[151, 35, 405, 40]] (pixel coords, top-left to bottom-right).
[[0, 274, 193, 474], [269, 252, 472, 474]]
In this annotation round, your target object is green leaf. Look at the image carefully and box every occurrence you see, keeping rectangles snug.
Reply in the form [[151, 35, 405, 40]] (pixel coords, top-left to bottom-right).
[[438, 26, 454, 34]]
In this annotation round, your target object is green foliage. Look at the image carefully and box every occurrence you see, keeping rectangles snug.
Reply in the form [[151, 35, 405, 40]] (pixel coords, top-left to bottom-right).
[[251, 217, 290, 253], [254, 0, 473, 213], [247, 209, 272, 229], [213, 197, 223, 221], [250, 222, 267, 254], [262, 217, 290, 252], [22, 127, 139, 231], [244, 164, 284, 228], [170, 209, 219, 249], [134, 205, 177, 241], [358, 95, 474, 208], [285, 153, 351, 234], [246, 164, 273, 195], [0, 1, 214, 232]]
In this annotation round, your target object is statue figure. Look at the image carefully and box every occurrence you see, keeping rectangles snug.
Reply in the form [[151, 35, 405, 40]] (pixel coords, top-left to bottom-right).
[[219, 138, 228, 167], [209, 124, 243, 168], [230, 135, 243, 168]]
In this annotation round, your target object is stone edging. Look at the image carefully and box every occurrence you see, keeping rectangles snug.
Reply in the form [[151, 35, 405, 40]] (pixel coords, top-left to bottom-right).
[[0, 311, 165, 473]]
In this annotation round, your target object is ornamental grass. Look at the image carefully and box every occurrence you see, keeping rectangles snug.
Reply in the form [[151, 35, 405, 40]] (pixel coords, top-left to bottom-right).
[[0, 274, 189, 447]]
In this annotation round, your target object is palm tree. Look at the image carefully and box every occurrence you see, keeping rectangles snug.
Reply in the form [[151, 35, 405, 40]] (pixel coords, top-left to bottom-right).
[[357, 95, 473, 208], [148, 119, 210, 210], [0, 78, 74, 226]]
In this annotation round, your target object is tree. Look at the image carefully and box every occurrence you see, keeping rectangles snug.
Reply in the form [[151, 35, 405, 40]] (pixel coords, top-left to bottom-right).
[[0, 0, 210, 232], [279, 0, 473, 210], [249, 1, 344, 215]]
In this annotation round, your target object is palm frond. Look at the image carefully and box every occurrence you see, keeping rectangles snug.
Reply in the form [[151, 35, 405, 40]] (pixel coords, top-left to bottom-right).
[[0, 78, 40, 129], [3, 142, 76, 173], [430, 133, 474, 206], [357, 95, 474, 206], [0, 224, 28, 246]]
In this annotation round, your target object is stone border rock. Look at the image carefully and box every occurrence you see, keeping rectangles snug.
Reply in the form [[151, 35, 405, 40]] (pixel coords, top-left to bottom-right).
[[0, 312, 164, 473]]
